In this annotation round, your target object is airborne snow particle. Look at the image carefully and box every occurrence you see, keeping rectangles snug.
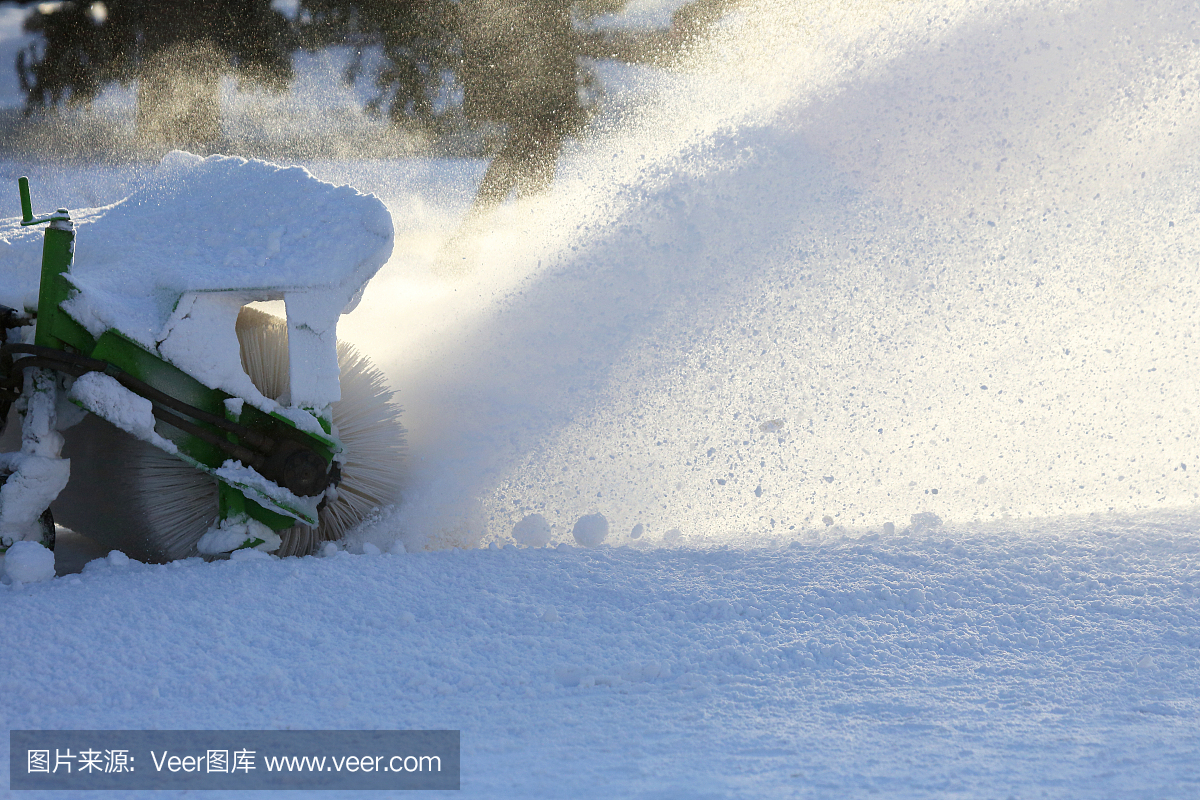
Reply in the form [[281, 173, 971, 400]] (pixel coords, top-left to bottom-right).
[[822, 516, 834, 526], [884, 522, 896, 535], [572, 514, 609, 547], [630, 523, 644, 539], [663, 528, 683, 544], [514, 513, 552, 547]]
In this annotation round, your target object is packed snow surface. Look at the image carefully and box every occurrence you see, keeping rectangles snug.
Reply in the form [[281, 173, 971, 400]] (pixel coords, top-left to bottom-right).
[[2, 0, 1200, 795], [3, 519, 1200, 797]]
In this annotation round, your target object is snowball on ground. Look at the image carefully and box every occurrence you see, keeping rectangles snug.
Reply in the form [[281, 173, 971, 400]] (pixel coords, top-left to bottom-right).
[[513, 513, 552, 547], [4, 540, 54, 583], [572, 513, 608, 547]]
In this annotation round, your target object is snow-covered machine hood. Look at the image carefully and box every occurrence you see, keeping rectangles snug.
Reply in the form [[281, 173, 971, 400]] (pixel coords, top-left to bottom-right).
[[0, 151, 394, 411]]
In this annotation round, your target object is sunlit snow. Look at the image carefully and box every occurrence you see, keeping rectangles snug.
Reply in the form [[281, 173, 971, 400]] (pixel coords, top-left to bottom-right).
[[1, 0, 1199, 796]]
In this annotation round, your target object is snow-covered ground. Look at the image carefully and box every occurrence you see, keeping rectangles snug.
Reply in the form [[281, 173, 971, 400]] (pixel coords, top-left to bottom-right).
[[3, 0, 1200, 796], [6, 516, 1199, 798]]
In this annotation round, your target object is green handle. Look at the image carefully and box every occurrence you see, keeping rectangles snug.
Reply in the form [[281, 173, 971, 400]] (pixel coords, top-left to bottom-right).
[[17, 177, 70, 227], [18, 176, 33, 224]]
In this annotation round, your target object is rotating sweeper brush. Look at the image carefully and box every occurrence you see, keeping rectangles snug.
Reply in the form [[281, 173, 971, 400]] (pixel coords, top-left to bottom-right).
[[0, 154, 404, 561]]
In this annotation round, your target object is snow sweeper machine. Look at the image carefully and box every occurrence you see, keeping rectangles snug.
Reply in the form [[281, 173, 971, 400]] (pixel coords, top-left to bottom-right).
[[0, 154, 405, 563]]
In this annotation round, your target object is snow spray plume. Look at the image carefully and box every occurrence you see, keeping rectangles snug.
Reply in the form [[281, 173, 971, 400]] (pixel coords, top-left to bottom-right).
[[351, 0, 1200, 548], [51, 307, 405, 561]]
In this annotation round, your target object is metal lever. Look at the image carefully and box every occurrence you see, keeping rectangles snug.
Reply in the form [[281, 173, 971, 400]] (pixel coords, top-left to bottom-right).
[[18, 177, 70, 227]]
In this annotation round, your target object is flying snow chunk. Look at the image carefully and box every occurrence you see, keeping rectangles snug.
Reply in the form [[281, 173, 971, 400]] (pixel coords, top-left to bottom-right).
[[910, 512, 943, 531], [572, 513, 609, 547], [514, 513, 552, 547], [4, 540, 55, 584], [630, 523, 644, 539]]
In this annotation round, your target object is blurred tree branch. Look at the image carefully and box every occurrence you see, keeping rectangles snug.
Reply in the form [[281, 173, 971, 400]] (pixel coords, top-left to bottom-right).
[[15, 0, 295, 146]]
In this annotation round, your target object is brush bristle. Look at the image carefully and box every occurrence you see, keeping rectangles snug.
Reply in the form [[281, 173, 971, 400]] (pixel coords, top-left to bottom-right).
[[52, 308, 405, 561]]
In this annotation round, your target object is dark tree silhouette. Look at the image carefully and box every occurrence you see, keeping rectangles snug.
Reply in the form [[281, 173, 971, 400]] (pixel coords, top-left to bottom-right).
[[455, 0, 626, 210], [303, 0, 627, 205], [16, 1, 107, 109], [298, 0, 457, 132], [16, 0, 295, 146], [454, 0, 739, 212], [294, 0, 737, 218]]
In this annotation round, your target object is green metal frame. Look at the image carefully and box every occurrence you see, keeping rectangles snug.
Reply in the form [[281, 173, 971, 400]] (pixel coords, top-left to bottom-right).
[[15, 177, 338, 541]]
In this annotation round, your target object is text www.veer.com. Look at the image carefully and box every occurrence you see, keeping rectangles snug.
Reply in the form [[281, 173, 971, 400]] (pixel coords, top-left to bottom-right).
[[263, 754, 441, 773]]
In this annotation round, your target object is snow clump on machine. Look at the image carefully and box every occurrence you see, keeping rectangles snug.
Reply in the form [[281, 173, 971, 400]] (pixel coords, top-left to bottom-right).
[[0, 151, 394, 415]]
